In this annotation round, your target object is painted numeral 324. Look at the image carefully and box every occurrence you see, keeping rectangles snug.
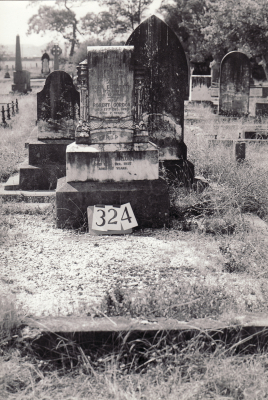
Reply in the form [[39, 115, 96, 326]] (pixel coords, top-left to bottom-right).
[[91, 203, 138, 231]]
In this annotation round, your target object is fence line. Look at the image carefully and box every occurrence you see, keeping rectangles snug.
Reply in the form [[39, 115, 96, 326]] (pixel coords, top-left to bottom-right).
[[0, 99, 19, 125]]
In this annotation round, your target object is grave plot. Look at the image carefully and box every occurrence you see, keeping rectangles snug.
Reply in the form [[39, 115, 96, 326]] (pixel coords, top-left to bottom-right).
[[56, 45, 169, 229], [4, 71, 80, 191]]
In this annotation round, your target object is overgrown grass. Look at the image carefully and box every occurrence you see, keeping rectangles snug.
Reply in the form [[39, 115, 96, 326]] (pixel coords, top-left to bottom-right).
[[0, 89, 36, 182], [1, 322, 268, 399]]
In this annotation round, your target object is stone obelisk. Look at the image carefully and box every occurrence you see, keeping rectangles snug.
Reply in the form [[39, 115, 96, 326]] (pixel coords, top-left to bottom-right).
[[12, 35, 31, 93]]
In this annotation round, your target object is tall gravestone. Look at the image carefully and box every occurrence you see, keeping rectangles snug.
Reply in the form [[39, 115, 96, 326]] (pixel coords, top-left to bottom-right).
[[51, 45, 62, 71], [126, 15, 188, 161], [56, 45, 169, 229], [9, 71, 80, 191], [12, 35, 31, 93], [219, 51, 250, 116]]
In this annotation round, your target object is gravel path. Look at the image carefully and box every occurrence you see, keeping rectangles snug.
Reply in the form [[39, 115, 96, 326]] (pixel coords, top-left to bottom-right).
[[1, 210, 267, 317]]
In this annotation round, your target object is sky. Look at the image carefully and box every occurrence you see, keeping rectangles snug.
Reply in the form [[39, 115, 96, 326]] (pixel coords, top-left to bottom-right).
[[0, 0, 162, 53]]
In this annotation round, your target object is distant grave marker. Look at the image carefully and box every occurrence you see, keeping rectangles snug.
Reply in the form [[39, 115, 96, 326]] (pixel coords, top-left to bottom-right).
[[41, 52, 50, 75], [219, 51, 250, 116], [12, 35, 31, 93], [51, 45, 62, 71]]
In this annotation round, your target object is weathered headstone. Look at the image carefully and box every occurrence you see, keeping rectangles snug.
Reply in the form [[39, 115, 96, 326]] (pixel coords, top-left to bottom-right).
[[190, 76, 212, 101], [12, 35, 31, 93], [56, 45, 169, 229], [210, 60, 220, 84], [68, 46, 157, 182], [41, 52, 50, 75], [51, 45, 62, 71], [219, 51, 250, 116], [37, 71, 80, 139], [6, 71, 80, 191], [126, 15, 189, 161], [4, 66, 10, 79]]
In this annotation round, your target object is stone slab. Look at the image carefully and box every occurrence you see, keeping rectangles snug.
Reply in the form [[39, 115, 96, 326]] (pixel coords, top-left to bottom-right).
[[56, 177, 169, 229], [19, 163, 66, 190], [23, 314, 268, 355], [66, 142, 159, 182], [0, 182, 55, 203], [28, 139, 73, 166], [25, 314, 268, 334], [4, 174, 20, 190], [75, 127, 148, 145]]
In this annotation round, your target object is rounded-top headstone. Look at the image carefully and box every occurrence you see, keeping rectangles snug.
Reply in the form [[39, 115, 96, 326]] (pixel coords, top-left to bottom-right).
[[41, 52, 50, 61], [126, 15, 188, 137], [219, 51, 251, 116]]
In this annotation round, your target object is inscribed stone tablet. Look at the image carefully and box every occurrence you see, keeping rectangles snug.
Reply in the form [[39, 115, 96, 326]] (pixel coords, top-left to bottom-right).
[[87, 46, 134, 119]]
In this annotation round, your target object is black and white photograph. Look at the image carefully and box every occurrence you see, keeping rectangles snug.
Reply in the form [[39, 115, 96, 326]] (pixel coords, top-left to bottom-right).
[[1, 0, 268, 398]]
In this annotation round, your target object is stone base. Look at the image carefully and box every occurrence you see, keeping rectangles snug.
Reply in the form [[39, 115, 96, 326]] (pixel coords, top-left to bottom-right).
[[160, 159, 195, 187], [28, 139, 73, 165], [152, 139, 187, 161], [12, 70, 31, 93], [66, 142, 159, 182], [56, 178, 170, 229], [19, 162, 66, 190], [15, 138, 73, 191]]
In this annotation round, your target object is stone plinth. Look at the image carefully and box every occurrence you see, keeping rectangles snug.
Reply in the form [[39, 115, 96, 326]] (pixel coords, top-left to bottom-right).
[[56, 177, 169, 229], [18, 137, 73, 190], [66, 142, 159, 182], [12, 71, 31, 93]]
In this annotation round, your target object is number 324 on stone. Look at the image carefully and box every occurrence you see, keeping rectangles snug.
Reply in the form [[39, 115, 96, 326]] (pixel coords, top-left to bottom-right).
[[89, 203, 138, 232]]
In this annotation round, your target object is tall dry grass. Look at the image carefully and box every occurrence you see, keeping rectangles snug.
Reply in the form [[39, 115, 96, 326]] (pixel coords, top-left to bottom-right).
[[1, 324, 268, 399], [0, 87, 36, 182]]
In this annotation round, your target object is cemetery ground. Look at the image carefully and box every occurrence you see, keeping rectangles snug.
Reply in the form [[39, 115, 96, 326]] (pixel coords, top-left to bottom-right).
[[1, 79, 268, 398]]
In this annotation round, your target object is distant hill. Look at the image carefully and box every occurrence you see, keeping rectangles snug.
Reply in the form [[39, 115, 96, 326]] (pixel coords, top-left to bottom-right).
[[1, 43, 50, 58]]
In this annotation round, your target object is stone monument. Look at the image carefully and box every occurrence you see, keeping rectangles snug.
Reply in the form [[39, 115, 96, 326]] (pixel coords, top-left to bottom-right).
[[12, 35, 31, 93], [41, 52, 50, 75], [219, 51, 251, 116], [56, 45, 169, 229], [125, 15, 193, 182], [51, 45, 62, 71], [5, 71, 80, 191]]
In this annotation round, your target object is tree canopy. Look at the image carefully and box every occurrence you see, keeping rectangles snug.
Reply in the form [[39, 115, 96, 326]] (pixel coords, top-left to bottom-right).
[[81, 0, 154, 41], [160, 0, 268, 63], [27, 0, 268, 65], [27, 0, 82, 57]]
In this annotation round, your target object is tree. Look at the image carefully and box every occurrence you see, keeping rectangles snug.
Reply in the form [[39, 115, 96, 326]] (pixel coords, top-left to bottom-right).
[[27, 0, 82, 57], [160, 0, 268, 71], [201, 0, 268, 77], [81, 0, 154, 40], [160, 0, 213, 62]]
